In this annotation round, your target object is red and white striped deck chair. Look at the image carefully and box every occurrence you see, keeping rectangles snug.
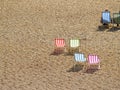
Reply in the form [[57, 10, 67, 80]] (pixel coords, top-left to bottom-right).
[[54, 38, 65, 54], [87, 54, 101, 69], [55, 38, 65, 47]]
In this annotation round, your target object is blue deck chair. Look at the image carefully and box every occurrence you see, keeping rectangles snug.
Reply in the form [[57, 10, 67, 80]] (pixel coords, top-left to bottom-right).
[[101, 10, 111, 25], [74, 53, 87, 72]]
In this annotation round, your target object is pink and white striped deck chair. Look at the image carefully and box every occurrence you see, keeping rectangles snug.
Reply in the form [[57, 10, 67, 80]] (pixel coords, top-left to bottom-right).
[[87, 54, 101, 69], [54, 38, 65, 54]]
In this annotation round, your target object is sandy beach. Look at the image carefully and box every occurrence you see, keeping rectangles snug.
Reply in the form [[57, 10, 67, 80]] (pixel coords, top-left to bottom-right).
[[0, 0, 120, 90]]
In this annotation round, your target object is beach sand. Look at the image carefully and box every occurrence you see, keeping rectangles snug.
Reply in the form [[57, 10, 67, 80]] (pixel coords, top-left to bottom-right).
[[0, 0, 120, 90]]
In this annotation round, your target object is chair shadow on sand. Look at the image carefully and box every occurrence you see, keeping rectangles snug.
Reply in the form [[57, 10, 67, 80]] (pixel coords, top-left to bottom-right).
[[107, 27, 120, 32], [97, 25, 120, 32], [97, 25, 108, 31], [67, 64, 99, 74], [85, 69, 98, 74], [67, 64, 84, 72], [50, 48, 64, 55], [64, 48, 80, 56]]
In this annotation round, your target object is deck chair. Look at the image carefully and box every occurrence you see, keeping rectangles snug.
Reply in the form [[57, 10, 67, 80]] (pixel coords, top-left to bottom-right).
[[113, 13, 120, 27], [87, 54, 100, 70], [53, 38, 65, 54], [67, 39, 80, 54], [101, 10, 111, 28], [74, 53, 87, 72]]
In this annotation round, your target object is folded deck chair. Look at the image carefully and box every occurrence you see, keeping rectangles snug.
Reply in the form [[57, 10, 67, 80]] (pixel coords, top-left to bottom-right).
[[54, 38, 65, 54], [101, 10, 111, 25], [87, 54, 100, 70], [113, 13, 120, 27], [74, 53, 87, 72], [67, 39, 80, 54]]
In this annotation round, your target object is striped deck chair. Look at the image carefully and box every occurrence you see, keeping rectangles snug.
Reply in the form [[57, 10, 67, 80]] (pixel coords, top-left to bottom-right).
[[68, 39, 80, 54], [87, 54, 100, 70], [54, 38, 65, 54], [113, 13, 120, 27], [74, 53, 87, 72], [101, 10, 111, 28]]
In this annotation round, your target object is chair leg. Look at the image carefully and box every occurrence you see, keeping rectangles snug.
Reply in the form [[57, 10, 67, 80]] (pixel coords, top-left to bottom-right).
[[98, 62, 101, 69], [82, 65, 85, 72], [82, 63, 87, 72], [107, 24, 109, 29], [108, 24, 111, 29], [64, 47, 67, 54], [78, 47, 80, 52], [117, 24, 119, 27], [87, 64, 90, 70], [69, 48, 71, 54], [113, 24, 115, 30], [74, 62, 75, 72]]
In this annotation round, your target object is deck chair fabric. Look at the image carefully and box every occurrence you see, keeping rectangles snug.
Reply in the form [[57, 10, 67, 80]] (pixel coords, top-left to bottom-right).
[[101, 11, 111, 24], [70, 39, 80, 48], [55, 38, 65, 47], [87, 54, 100, 69], [74, 53, 86, 62], [67, 39, 80, 54], [53, 38, 65, 54], [74, 53, 87, 72], [88, 55, 100, 64], [113, 13, 120, 24]]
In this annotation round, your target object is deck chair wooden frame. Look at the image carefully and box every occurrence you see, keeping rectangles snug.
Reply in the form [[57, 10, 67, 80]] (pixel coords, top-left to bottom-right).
[[86, 54, 101, 70], [67, 39, 80, 54], [54, 38, 66, 54], [74, 53, 87, 72]]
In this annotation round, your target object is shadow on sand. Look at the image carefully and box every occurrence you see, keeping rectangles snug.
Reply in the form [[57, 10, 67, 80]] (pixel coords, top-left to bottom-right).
[[107, 27, 120, 32], [85, 69, 98, 74], [67, 64, 84, 72], [50, 48, 64, 56], [67, 64, 99, 74], [97, 25, 120, 32], [97, 25, 109, 31]]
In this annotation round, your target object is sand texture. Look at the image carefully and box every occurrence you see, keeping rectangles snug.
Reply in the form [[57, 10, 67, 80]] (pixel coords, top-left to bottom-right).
[[0, 0, 120, 90]]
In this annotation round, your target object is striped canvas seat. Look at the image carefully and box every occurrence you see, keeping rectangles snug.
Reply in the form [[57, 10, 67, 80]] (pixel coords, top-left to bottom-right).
[[70, 39, 80, 48], [74, 53, 86, 62], [67, 39, 80, 54], [87, 54, 101, 70], [88, 55, 100, 64], [55, 38, 65, 47], [113, 13, 120, 24], [73, 53, 87, 72], [102, 11, 111, 24]]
